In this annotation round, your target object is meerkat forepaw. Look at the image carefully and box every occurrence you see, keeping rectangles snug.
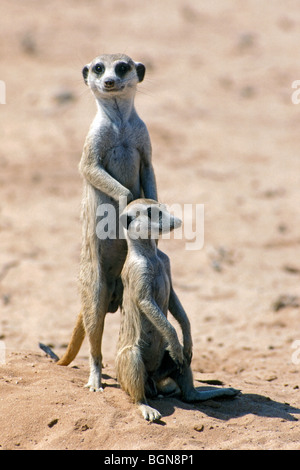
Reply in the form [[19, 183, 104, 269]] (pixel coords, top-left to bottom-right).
[[139, 404, 161, 422], [167, 343, 184, 368]]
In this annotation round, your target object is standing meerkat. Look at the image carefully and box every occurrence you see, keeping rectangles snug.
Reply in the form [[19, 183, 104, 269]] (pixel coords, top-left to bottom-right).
[[116, 199, 239, 421], [52, 54, 158, 392]]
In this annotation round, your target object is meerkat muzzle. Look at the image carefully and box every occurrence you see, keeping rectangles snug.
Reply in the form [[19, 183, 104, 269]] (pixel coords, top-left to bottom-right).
[[104, 79, 115, 89]]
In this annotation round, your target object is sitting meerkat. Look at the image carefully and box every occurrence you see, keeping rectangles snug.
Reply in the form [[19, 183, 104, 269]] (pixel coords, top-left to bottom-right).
[[40, 54, 158, 392], [116, 199, 239, 421]]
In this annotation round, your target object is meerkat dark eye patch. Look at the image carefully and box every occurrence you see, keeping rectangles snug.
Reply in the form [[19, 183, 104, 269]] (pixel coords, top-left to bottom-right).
[[92, 63, 105, 75], [120, 214, 134, 230], [115, 62, 131, 77], [147, 206, 162, 222]]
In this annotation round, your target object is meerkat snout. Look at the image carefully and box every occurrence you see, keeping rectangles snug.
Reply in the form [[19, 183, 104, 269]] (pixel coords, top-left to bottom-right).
[[104, 78, 115, 89]]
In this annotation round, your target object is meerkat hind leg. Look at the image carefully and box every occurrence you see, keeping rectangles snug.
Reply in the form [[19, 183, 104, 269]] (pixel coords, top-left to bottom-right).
[[152, 352, 181, 397], [186, 387, 239, 402], [174, 365, 239, 402], [156, 351, 239, 402], [85, 355, 104, 392], [84, 308, 106, 392]]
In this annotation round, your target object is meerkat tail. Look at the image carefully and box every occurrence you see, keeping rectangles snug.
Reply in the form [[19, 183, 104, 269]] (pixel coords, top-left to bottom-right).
[[57, 311, 85, 366]]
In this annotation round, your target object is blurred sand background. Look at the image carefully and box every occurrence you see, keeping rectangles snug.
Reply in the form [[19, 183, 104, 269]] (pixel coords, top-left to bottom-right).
[[1, 0, 300, 450]]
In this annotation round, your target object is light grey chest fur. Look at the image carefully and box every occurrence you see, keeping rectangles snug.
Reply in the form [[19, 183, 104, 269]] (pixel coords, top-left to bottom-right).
[[94, 118, 143, 196]]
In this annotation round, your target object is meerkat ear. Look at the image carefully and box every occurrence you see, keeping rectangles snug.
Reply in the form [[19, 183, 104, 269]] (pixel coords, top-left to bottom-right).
[[135, 62, 146, 82], [82, 65, 89, 85]]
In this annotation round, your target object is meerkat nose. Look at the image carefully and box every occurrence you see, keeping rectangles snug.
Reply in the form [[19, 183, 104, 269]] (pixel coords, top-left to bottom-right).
[[104, 79, 115, 88]]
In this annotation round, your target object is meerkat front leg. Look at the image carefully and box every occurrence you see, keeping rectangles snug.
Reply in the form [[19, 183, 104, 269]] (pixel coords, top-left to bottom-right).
[[139, 298, 184, 367], [140, 146, 158, 201], [168, 287, 193, 365], [79, 142, 133, 202]]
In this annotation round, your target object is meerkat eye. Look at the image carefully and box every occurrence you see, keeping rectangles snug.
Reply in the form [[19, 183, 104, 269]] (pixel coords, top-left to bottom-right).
[[147, 207, 163, 224], [93, 63, 104, 75], [147, 207, 161, 220], [115, 62, 131, 77]]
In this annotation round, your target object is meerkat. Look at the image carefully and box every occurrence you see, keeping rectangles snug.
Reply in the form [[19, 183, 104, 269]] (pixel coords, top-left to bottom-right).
[[116, 199, 239, 421], [48, 54, 158, 392]]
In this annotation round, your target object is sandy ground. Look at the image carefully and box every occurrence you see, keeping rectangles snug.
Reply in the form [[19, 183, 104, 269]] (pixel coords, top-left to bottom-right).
[[1, 0, 300, 451]]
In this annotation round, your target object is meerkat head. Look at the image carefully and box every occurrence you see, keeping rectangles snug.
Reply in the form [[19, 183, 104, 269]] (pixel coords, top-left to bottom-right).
[[120, 199, 182, 241], [82, 53, 145, 99]]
